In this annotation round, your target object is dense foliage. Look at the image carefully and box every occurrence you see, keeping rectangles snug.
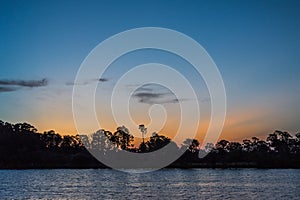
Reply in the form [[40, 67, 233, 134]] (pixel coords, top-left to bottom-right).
[[0, 120, 299, 169]]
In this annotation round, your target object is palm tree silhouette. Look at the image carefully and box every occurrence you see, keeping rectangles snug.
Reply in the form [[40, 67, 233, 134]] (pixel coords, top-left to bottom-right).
[[139, 124, 147, 144]]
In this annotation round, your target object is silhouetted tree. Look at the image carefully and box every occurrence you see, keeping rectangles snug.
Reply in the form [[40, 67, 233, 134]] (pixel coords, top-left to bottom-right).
[[267, 130, 292, 153], [0, 120, 299, 169], [41, 130, 62, 149], [215, 139, 229, 154], [144, 132, 171, 152], [111, 126, 134, 150], [181, 139, 200, 153], [139, 124, 147, 144]]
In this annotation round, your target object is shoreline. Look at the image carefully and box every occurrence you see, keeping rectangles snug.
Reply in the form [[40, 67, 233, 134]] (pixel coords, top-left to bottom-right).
[[1, 163, 300, 170]]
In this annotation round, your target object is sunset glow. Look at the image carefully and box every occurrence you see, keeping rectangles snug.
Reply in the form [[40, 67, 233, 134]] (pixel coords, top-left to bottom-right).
[[1, 1, 299, 145]]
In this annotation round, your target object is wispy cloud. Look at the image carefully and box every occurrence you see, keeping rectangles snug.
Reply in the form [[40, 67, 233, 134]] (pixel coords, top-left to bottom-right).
[[0, 87, 18, 92], [133, 91, 188, 104], [132, 83, 190, 105], [0, 78, 48, 93], [125, 84, 153, 92], [133, 92, 165, 104], [0, 78, 48, 87], [65, 81, 88, 86], [98, 78, 109, 82], [65, 77, 109, 86]]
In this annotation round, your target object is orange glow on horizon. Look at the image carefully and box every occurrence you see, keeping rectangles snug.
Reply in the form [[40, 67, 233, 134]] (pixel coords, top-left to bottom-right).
[[31, 97, 279, 147]]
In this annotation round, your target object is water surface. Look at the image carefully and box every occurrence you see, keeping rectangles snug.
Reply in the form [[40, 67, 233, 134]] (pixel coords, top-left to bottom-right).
[[0, 169, 299, 199]]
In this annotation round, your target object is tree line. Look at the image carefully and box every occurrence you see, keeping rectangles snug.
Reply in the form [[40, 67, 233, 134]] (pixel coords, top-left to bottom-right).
[[0, 120, 299, 169]]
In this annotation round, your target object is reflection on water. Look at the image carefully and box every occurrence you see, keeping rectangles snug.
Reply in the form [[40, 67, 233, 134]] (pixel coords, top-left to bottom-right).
[[0, 169, 299, 199]]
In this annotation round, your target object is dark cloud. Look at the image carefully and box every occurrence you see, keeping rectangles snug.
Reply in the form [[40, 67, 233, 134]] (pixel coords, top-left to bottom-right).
[[0, 78, 48, 87], [133, 92, 165, 104], [131, 84, 190, 105], [0, 78, 48, 92], [135, 87, 153, 92], [65, 77, 109, 86], [0, 87, 18, 92], [164, 98, 189, 104], [133, 91, 187, 105], [98, 78, 109, 82], [169, 98, 180, 103], [134, 92, 163, 99]]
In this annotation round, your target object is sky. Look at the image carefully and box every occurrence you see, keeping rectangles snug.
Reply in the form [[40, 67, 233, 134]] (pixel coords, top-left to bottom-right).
[[0, 0, 300, 143]]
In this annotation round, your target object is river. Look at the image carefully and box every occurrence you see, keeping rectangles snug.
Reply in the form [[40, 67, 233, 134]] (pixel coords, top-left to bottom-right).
[[0, 169, 299, 199]]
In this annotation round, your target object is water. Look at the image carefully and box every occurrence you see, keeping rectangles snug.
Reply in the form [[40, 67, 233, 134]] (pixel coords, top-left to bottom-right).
[[0, 169, 299, 199]]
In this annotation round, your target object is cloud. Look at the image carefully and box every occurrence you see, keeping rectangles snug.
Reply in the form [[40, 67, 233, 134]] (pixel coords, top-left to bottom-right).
[[133, 91, 187, 105], [98, 78, 109, 82], [65, 77, 109, 86], [0, 78, 48, 87], [65, 81, 88, 86], [134, 92, 165, 103], [0, 78, 48, 93], [130, 84, 191, 105], [0, 87, 18, 92], [133, 91, 166, 104], [125, 84, 153, 92]]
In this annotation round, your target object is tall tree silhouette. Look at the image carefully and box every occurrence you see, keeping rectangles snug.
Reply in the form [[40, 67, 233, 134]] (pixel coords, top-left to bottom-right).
[[111, 126, 134, 150]]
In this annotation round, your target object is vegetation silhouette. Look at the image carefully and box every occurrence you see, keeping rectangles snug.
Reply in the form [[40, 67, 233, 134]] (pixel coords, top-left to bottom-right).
[[0, 120, 299, 169]]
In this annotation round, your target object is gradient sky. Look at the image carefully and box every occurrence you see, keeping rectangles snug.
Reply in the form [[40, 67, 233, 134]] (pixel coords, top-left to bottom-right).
[[0, 0, 300, 143]]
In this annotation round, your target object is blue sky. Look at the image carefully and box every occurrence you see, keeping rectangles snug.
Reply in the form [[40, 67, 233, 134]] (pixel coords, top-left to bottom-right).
[[0, 0, 300, 141]]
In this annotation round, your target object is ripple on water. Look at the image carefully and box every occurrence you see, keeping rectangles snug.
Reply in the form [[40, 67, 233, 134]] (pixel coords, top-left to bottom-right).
[[0, 169, 299, 199]]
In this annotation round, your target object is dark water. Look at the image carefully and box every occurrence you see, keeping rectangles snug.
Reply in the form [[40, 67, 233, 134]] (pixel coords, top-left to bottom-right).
[[0, 169, 299, 199]]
